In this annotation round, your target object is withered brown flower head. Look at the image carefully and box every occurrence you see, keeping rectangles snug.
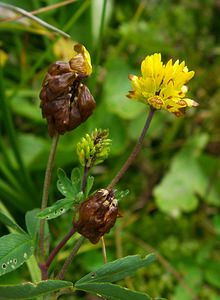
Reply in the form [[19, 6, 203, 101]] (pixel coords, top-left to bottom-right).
[[39, 44, 96, 136], [77, 189, 120, 244]]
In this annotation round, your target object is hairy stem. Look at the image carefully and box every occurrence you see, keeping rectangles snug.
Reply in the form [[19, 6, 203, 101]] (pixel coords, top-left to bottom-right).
[[39, 132, 59, 257], [108, 106, 155, 189]]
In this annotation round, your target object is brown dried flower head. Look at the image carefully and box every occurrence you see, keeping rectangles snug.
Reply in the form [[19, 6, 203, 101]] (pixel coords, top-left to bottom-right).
[[77, 189, 120, 244], [39, 44, 95, 136]]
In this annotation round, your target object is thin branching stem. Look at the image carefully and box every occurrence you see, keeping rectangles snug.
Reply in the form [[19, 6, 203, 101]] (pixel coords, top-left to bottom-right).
[[108, 106, 155, 189], [57, 236, 85, 280], [39, 132, 59, 257], [40, 225, 78, 280], [101, 236, 107, 264]]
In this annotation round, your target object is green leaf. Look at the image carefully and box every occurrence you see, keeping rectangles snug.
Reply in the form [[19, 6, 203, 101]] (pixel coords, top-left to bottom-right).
[[154, 154, 199, 215], [76, 254, 155, 285], [0, 233, 34, 276], [0, 280, 73, 299], [76, 282, 151, 300], [25, 255, 41, 284], [0, 212, 25, 234], [57, 168, 76, 197], [25, 209, 40, 241], [57, 168, 81, 198], [85, 175, 94, 198], [205, 262, 220, 289], [154, 134, 218, 215], [25, 209, 50, 252], [70, 167, 82, 192], [37, 198, 75, 220]]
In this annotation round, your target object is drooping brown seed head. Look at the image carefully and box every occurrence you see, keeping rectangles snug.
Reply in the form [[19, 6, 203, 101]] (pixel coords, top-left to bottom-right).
[[67, 83, 96, 132], [77, 189, 119, 244], [40, 80, 96, 136], [39, 44, 95, 136]]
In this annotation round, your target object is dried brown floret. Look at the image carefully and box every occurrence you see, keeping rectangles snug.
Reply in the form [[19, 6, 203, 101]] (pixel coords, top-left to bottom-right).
[[77, 189, 120, 244]]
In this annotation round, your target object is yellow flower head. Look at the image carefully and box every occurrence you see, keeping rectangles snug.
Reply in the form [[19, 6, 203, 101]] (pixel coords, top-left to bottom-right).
[[127, 53, 198, 116], [69, 44, 92, 77]]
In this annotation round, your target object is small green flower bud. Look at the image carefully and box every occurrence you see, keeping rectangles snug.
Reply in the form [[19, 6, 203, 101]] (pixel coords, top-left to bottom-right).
[[76, 128, 111, 168], [79, 149, 85, 166]]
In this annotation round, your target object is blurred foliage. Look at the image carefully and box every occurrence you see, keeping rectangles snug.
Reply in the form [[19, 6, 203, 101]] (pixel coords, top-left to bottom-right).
[[0, 0, 220, 299]]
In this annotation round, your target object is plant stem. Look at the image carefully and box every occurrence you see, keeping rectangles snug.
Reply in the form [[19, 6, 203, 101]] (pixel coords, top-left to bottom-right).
[[108, 106, 155, 189], [57, 236, 85, 280], [40, 225, 78, 280], [39, 132, 59, 257], [101, 236, 107, 264], [81, 166, 89, 192]]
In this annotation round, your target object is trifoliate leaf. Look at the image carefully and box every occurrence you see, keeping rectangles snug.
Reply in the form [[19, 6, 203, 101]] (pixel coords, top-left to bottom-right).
[[37, 198, 76, 220]]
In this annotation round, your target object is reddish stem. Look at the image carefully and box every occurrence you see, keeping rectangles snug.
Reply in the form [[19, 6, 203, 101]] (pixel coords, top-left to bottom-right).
[[40, 225, 77, 280], [108, 106, 155, 189]]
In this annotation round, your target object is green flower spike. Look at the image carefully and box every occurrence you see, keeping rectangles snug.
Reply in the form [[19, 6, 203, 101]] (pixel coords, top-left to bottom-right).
[[77, 129, 111, 168]]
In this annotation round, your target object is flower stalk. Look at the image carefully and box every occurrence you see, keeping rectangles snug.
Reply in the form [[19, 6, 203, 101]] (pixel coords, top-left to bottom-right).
[[108, 106, 155, 189], [57, 236, 85, 280], [101, 236, 107, 264], [39, 132, 59, 257]]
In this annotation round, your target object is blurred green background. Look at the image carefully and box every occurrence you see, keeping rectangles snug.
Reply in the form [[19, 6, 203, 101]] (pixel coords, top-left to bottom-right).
[[0, 0, 220, 299]]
